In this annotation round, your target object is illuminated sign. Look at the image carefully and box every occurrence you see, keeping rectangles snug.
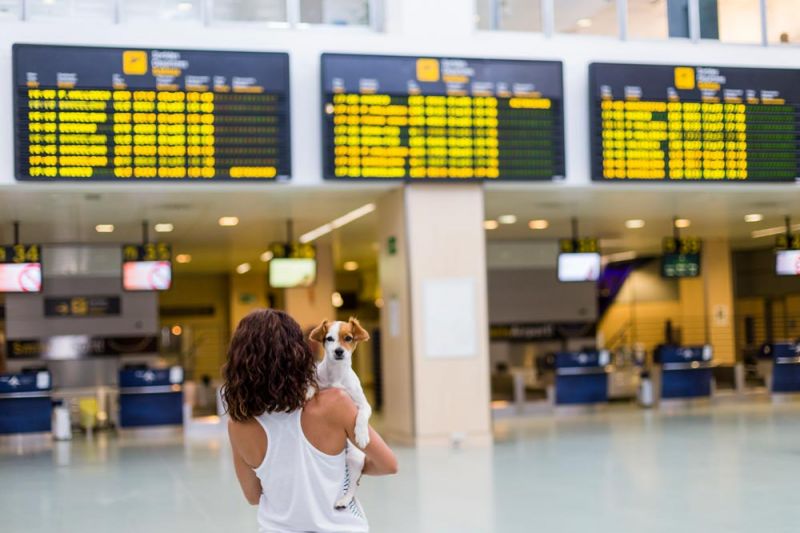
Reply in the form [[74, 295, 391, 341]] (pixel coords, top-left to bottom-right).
[[14, 44, 291, 182], [0, 244, 42, 293], [322, 53, 565, 181], [559, 238, 599, 254], [590, 63, 800, 182], [122, 243, 172, 291]]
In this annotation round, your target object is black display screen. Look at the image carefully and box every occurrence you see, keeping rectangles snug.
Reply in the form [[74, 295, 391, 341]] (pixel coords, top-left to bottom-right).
[[14, 44, 291, 182], [590, 62, 800, 182], [322, 53, 565, 181]]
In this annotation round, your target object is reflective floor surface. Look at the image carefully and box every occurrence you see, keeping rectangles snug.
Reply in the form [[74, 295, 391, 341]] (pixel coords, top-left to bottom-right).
[[2, 400, 799, 532]]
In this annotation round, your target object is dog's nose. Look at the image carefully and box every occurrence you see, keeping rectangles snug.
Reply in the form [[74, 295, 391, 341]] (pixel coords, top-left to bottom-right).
[[334, 348, 344, 358]]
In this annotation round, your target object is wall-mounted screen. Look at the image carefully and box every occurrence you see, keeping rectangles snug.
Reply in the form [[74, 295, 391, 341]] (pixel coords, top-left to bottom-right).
[[589, 63, 800, 182], [123, 261, 172, 291], [13, 44, 291, 182], [661, 253, 701, 278], [269, 258, 317, 288], [322, 53, 565, 181], [0, 245, 42, 293], [558, 253, 601, 283], [776, 250, 800, 276]]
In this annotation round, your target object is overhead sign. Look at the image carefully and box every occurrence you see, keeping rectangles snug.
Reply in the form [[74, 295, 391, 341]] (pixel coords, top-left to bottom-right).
[[267, 242, 316, 259], [14, 44, 291, 182], [590, 63, 800, 182], [44, 296, 121, 317], [122, 243, 172, 291], [661, 237, 702, 278], [775, 233, 800, 250], [0, 244, 42, 293], [559, 238, 599, 254], [322, 53, 565, 181]]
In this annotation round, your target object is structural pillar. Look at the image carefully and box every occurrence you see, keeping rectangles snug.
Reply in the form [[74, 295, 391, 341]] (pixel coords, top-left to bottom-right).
[[377, 185, 492, 446], [678, 238, 736, 365]]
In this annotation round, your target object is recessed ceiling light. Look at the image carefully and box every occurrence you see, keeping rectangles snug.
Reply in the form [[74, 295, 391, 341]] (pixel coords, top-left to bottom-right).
[[236, 262, 251, 274], [744, 213, 763, 223], [528, 219, 549, 230], [175, 254, 192, 264], [177, 2, 193, 11], [331, 292, 344, 308], [171, 325, 183, 336], [484, 220, 499, 230], [299, 203, 376, 244], [625, 219, 645, 229], [95, 224, 114, 233], [374, 298, 384, 309], [674, 218, 691, 229], [498, 214, 517, 225], [343, 261, 359, 271], [154, 223, 174, 233], [576, 17, 593, 28], [218, 216, 239, 227], [260, 251, 274, 262]]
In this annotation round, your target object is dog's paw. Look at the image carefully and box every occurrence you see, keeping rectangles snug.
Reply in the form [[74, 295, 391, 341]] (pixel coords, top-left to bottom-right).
[[354, 425, 370, 449], [334, 495, 353, 511], [305, 386, 316, 401]]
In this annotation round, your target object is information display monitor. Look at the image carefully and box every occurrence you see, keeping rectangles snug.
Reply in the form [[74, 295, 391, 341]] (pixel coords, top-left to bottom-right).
[[14, 44, 291, 182], [322, 53, 565, 181], [590, 63, 800, 182]]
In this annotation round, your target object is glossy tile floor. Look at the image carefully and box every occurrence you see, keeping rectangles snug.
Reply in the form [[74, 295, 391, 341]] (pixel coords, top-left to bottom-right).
[[2, 400, 799, 533]]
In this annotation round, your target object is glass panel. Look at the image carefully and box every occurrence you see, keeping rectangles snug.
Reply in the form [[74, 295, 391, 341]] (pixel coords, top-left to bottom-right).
[[475, 0, 492, 29], [766, 0, 799, 44], [123, 0, 202, 22], [212, 0, 286, 23], [0, 0, 21, 20], [27, 0, 113, 19], [555, 0, 618, 36], [300, 0, 369, 25], [702, 0, 762, 43], [497, 0, 542, 32], [628, 0, 669, 39]]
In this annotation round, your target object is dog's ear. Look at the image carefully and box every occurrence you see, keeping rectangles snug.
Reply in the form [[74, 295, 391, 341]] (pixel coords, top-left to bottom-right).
[[349, 317, 370, 342], [309, 320, 329, 343]]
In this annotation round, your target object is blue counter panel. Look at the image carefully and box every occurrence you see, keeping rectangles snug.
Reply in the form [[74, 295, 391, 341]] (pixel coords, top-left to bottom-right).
[[773, 364, 800, 393], [661, 368, 712, 399], [0, 397, 51, 434], [119, 392, 183, 428], [556, 374, 608, 405]]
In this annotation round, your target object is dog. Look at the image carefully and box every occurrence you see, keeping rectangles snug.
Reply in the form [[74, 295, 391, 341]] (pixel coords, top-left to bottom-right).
[[309, 317, 372, 510]]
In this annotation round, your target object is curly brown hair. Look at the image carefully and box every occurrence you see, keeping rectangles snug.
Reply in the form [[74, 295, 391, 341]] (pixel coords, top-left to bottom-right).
[[222, 308, 318, 422]]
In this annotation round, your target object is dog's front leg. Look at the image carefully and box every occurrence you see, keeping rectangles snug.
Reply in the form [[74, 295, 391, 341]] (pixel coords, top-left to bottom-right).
[[353, 398, 372, 449]]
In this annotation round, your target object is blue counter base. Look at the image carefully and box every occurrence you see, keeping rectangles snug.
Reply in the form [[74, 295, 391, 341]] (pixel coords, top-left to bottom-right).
[[556, 374, 608, 405], [119, 392, 183, 428], [661, 369, 713, 399], [0, 397, 52, 434], [772, 364, 800, 393]]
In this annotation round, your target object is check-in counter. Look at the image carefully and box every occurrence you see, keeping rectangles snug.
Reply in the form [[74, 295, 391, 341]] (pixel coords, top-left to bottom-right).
[[555, 350, 610, 405], [118, 367, 184, 428], [0, 371, 52, 435], [656, 345, 714, 400], [767, 342, 800, 394]]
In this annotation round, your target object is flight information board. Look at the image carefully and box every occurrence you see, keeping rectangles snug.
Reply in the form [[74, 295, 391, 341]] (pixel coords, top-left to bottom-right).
[[321, 53, 565, 181], [13, 44, 291, 182], [590, 63, 800, 182]]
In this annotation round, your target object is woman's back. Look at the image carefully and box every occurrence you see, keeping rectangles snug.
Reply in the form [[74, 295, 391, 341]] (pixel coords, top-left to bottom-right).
[[231, 389, 368, 533]]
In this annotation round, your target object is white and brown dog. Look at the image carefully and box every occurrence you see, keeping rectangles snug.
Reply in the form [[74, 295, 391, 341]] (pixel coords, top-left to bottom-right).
[[309, 317, 371, 510]]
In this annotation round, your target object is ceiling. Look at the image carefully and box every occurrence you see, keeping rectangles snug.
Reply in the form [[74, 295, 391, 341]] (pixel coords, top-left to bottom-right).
[[0, 184, 798, 275]]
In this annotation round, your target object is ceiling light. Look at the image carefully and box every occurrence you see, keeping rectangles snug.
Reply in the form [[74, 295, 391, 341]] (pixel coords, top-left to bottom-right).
[[625, 219, 645, 229], [484, 220, 499, 230], [177, 2, 193, 11], [674, 218, 691, 229], [171, 325, 183, 336], [576, 18, 593, 28], [498, 214, 517, 225], [175, 254, 192, 264], [218, 216, 239, 227], [331, 292, 344, 308], [154, 223, 174, 233], [299, 203, 376, 244], [95, 224, 114, 233], [260, 251, 274, 262], [236, 262, 251, 274], [744, 213, 763, 223], [752, 223, 800, 239], [528, 219, 549, 230], [343, 261, 359, 271]]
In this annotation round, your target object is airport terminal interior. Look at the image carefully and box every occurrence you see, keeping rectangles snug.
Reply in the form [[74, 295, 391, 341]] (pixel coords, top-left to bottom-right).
[[1, 0, 800, 531]]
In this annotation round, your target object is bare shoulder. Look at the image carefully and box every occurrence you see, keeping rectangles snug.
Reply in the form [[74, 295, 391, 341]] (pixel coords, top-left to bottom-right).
[[308, 388, 357, 420], [228, 418, 267, 468]]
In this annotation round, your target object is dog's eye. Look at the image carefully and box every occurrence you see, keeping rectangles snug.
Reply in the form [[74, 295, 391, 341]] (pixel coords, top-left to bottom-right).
[[344, 336, 353, 342], [325, 336, 334, 342]]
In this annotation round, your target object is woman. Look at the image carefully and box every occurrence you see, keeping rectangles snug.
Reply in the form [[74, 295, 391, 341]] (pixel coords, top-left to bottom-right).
[[224, 308, 398, 533]]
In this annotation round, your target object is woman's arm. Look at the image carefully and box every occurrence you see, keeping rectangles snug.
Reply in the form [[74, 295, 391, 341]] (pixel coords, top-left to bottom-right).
[[228, 420, 265, 505], [332, 392, 398, 476]]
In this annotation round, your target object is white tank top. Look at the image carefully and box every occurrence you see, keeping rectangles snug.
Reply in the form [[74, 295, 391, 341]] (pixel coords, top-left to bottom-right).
[[253, 409, 369, 533]]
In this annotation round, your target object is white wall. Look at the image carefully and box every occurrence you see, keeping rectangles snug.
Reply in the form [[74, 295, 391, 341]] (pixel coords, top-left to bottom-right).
[[1, 0, 799, 189]]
